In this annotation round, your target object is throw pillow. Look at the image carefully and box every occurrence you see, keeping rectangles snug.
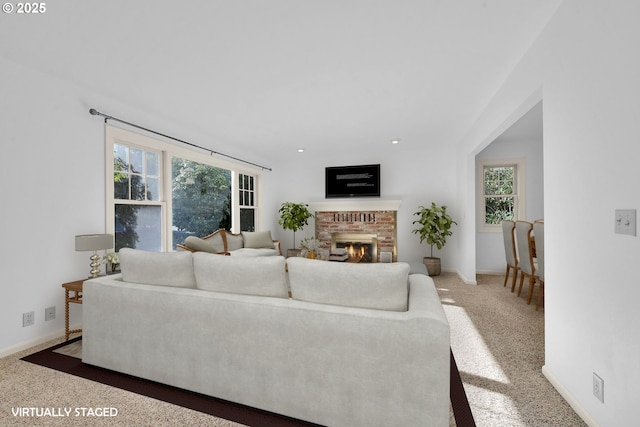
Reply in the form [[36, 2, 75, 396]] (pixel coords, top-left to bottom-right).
[[193, 252, 288, 298], [241, 230, 274, 249], [119, 248, 196, 288], [184, 236, 225, 253], [287, 257, 410, 311]]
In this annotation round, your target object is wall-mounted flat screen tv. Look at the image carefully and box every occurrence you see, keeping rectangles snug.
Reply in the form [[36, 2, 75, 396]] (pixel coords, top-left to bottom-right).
[[325, 164, 380, 198]]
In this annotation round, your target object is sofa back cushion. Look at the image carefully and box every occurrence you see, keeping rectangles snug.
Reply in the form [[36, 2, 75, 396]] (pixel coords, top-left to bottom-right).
[[119, 248, 196, 288], [287, 258, 410, 311], [193, 253, 288, 298]]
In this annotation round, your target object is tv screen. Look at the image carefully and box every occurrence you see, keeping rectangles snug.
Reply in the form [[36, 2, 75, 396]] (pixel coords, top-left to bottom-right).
[[325, 164, 380, 198]]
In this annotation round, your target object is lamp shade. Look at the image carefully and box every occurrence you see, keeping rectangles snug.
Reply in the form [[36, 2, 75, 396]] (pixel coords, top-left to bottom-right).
[[75, 234, 114, 252]]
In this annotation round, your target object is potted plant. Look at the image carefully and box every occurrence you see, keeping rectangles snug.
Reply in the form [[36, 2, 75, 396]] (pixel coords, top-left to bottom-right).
[[102, 251, 120, 274], [412, 202, 457, 276], [278, 202, 314, 257]]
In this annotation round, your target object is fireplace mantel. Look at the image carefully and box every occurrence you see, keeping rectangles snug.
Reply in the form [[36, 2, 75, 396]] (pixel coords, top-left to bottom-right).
[[309, 199, 401, 213]]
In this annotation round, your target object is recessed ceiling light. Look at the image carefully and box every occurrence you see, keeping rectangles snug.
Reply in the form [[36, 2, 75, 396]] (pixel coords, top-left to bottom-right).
[[391, 139, 400, 145], [297, 148, 305, 153]]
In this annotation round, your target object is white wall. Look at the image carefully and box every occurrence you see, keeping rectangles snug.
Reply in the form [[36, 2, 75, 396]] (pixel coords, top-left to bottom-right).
[[264, 143, 459, 268], [0, 57, 104, 354], [475, 130, 544, 273], [0, 56, 254, 356], [457, 1, 640, 425]]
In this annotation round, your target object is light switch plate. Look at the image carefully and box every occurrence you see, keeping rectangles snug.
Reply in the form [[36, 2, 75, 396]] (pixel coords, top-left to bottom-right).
[[615, 209, 636, 236]]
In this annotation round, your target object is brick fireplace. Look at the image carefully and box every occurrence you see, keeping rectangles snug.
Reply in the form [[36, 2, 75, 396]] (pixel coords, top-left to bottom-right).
[[310, 200, 400, 262]]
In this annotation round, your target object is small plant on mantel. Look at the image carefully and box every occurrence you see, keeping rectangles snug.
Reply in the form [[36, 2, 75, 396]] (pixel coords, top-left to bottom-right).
[[412, 202, 457, 276], [278, 202, 314, 257]]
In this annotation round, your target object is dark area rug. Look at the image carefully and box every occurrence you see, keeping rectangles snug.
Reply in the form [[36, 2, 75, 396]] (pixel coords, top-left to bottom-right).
[[22, 337, 474, 427]]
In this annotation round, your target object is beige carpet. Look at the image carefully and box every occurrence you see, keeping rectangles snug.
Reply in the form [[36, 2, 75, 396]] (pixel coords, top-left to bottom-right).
[[1, 272, 584, 426], [434, 273, 586, 427]]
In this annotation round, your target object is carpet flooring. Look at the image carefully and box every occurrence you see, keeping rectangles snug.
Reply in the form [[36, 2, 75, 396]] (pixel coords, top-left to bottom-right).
[[1, 272, 585, 426]]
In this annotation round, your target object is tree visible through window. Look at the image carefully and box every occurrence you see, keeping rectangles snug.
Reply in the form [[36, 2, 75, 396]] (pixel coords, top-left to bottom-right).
[[172, 157, 232, 247], [483, 165, 516, 225]]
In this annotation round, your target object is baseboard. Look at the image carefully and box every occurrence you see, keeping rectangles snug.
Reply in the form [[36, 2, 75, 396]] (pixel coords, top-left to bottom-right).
[[0, 323, 80, 358], [542, 365, 600, 427], [454, 269, 477, 285], [476, 269, 504, 276]]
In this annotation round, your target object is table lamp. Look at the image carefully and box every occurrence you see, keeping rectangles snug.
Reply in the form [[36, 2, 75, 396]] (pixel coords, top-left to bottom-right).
[[75, 234, 114, 278]]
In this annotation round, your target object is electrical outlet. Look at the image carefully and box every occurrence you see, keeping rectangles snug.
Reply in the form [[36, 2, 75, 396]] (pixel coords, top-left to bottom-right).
[[593, 372, 604, 403], [45, 306, 56, 321], [615, 209, 636, 236], [22, 311, 35, 327]]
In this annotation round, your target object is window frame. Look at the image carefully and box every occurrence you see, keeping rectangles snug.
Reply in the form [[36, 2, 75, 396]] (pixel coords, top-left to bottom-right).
[[105, 125, 264, 251], [476, 158, 526, 232]]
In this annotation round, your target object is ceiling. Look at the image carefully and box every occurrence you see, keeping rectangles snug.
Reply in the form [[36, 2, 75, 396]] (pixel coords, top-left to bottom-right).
[[0, 1, 560, 164]]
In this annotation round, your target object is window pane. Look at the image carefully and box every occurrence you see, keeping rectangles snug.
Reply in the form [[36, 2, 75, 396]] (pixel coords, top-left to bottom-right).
[[485, 196, 515, 224], [130, 148, 144, 174], [240, 208, 255, 232], [131, 175, 146, 201], [146, 151, 159, 176], [115, 204, 162, 251], [171, 157, 232, 238], [114, 144, 129, 170], [114, 172, 130, 199], [147, 177, 159, 201]]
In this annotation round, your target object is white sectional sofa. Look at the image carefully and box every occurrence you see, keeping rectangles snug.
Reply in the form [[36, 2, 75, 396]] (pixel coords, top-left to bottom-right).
[[82, 249, 450, 427]]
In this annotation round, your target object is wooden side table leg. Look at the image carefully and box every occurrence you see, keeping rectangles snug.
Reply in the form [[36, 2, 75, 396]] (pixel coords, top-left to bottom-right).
[[64, 289, 70, 341]]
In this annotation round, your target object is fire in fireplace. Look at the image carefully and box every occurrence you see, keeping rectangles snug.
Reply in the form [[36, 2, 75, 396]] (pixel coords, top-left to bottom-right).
[[331, 233, 378, 263]]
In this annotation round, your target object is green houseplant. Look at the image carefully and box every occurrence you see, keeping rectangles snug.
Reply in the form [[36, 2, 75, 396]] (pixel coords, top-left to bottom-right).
[[412, 202, 457, 276], [278, 202, 313, 256]]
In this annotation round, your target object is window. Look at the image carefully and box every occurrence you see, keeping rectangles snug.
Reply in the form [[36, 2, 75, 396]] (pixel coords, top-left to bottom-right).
[[239, 173, 256, 232], [106, 126, 262, 251], [112, 143, 163, 251], [477, 158, 525, 232], [171, 157, 232, 248]]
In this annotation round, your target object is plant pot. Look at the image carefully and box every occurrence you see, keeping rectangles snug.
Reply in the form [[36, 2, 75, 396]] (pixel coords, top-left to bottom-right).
[[423, 257, 441, 276], [287, 248, 302, 258]]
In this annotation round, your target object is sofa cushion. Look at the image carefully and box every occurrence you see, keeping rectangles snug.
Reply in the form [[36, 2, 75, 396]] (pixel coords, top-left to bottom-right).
[[287, 258, 410, 311], [119, 248, 196, 288], [184, 235, 225, 253], [193, 253, 288, 298], [242, 230, 274, 249]]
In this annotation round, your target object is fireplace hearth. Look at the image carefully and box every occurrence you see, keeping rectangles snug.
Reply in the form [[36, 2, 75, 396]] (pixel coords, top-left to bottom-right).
[[331, 233, 377, 263]]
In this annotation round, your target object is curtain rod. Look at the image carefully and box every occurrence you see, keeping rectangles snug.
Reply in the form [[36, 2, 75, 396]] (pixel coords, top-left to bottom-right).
[[88, 108, 272, 171]]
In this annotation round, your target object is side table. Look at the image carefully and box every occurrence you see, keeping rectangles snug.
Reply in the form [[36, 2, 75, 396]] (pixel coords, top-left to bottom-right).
[[61, 279, 84, 341]]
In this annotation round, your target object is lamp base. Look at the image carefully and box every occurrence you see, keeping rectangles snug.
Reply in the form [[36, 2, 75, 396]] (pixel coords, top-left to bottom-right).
[[89, 252, 101, 278]]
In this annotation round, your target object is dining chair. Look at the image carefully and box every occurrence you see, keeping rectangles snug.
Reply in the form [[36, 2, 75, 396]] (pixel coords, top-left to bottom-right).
[[515, 220, 538, 305], [501, 220, 518, 291], [533, 221, 545, 310]]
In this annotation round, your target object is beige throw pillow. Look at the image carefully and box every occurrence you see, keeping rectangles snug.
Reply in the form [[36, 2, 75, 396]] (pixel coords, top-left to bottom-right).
[[184, 236, 225, 253], [242, 231, 274, 249]]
